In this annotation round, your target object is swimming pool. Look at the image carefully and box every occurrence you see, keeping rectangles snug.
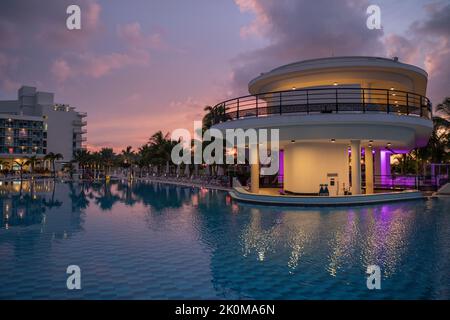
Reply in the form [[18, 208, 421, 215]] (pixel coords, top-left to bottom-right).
[[0, 180, 449, 299]]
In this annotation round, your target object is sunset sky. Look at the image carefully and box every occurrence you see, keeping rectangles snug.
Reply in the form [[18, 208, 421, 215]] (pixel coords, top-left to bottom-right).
[[1, 0, 449, 152]]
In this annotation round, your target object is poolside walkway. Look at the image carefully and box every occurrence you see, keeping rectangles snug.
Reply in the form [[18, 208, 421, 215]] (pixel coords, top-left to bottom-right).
[[131, 176, 232, 191]]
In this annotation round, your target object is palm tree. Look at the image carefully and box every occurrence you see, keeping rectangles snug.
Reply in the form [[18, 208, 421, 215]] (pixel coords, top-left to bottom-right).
[[0, 160, 10, 177], [138, 144, 152, 175], [202, 104, 229, 130], [74, 149, 91, 178], [26, 155, 41, 179], [14, 159, 28, 181], [121, 146, 135, 179], [44, 152, 63, 179], [62, 161, 77, 179], [99, 148, 116, 178], [436, 97, 450, 118], [148, 131, 176, 173]]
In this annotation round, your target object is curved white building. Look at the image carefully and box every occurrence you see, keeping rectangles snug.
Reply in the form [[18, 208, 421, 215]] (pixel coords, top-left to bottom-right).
[[213, 57, 433, 200]]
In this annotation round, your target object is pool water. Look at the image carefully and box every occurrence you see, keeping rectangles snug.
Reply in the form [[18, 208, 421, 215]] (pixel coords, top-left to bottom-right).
[[0, 180, 449, 299]]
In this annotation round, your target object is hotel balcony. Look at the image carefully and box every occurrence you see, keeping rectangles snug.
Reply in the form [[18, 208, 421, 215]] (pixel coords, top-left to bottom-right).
[[73, 120, 87, 127], [211, 87, 432, 125], [78, 112, 88, 118], [74, 136, 87, 142], [73, 127, 87, 134]]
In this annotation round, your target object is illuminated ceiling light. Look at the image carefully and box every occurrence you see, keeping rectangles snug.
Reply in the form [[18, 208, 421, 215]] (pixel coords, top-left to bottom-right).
[[369, 140, 373, 143], [392, 93, 396, 96], [331, 139, 336, 143], [291, 140, 295, 143], [333, 82, 338, 86], [390, 87, 395, 91], [292, 86, 296, 90], [387, 142, 392, 147]]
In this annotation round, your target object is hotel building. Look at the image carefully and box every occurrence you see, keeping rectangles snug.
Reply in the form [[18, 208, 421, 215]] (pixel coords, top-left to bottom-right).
[[0, 86, 87, 170], [212, 57, 433, 205]]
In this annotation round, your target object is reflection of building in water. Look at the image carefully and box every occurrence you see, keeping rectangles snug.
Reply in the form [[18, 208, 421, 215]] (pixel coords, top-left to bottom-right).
[[192, 197, 416, 298], [0, 179, 54, 195], [0, 181, 85, 238]]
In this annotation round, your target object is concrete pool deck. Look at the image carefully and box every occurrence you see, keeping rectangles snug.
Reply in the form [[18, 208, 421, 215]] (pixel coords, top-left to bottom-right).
[[230, 187, 426, 206]]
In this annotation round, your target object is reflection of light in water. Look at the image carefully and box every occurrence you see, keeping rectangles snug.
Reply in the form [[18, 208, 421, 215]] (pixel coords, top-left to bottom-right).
[[327, 210, 359, 277], [231, 203, 239, 214], [283, 212, 320, 273], [287, 232, 308, 272], [191, 194, 199, 206], [258, 251, 265, 261], [241, 208, 280, 260], [240, 209, 320, 272], [361, 205, 413, 277]]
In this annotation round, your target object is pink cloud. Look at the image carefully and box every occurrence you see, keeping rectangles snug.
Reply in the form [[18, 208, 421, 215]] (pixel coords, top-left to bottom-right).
[[84, 1, 101, 30], [51, 49, 150, 82], [383, 34, 421, 64], [81, 50, 150, 78], [35, 0, 102, 49], [383, 2, 450, 104], [85, 94, 213, 152], [234, 0, 270, 38], [51, 59, 72, 82], [117, 22, 164, 49]]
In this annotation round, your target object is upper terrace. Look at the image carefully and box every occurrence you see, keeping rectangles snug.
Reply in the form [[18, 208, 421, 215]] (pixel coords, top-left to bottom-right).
[[211, 86, 432, 125]]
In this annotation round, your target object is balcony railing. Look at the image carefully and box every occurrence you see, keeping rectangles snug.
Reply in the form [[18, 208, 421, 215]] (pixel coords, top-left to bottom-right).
[[73, 120, 87, 126], [211, 87, 432, 125]]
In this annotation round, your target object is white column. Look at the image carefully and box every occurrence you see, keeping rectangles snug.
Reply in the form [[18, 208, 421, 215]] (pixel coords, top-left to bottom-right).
[[351, 140, 361, 195], [365, 147, 374, 194], [250, 144, 260, 194]]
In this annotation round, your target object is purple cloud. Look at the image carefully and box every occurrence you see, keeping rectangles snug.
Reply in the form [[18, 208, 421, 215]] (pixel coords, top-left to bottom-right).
[[231, 0, 385, 94]]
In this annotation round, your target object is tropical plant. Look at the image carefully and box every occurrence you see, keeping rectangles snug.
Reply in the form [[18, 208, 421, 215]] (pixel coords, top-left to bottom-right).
[[436, 97, 450, 118], [44, 152, 63, 179], [147, 131, 177, 173], [120, 146, 135, 178], [99, 148, 116, 178], [13, 159, 28, 181], [74, 149, 91, 178], [26, 155, 41, 178], [62, 161, 77, 179]]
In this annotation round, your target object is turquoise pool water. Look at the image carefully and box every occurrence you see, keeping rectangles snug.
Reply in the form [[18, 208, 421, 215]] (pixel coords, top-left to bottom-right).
[[0, 180, 449, 299]]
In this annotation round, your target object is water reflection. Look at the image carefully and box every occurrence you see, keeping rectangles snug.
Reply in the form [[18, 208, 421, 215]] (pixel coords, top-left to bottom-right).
[[0, 180, 86, 235], [0, 180, 448, 299]]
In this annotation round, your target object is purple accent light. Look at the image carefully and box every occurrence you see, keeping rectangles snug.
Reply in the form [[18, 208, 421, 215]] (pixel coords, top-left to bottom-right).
[[380, 150, 391, 185], [278, 150, 284, 184]]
